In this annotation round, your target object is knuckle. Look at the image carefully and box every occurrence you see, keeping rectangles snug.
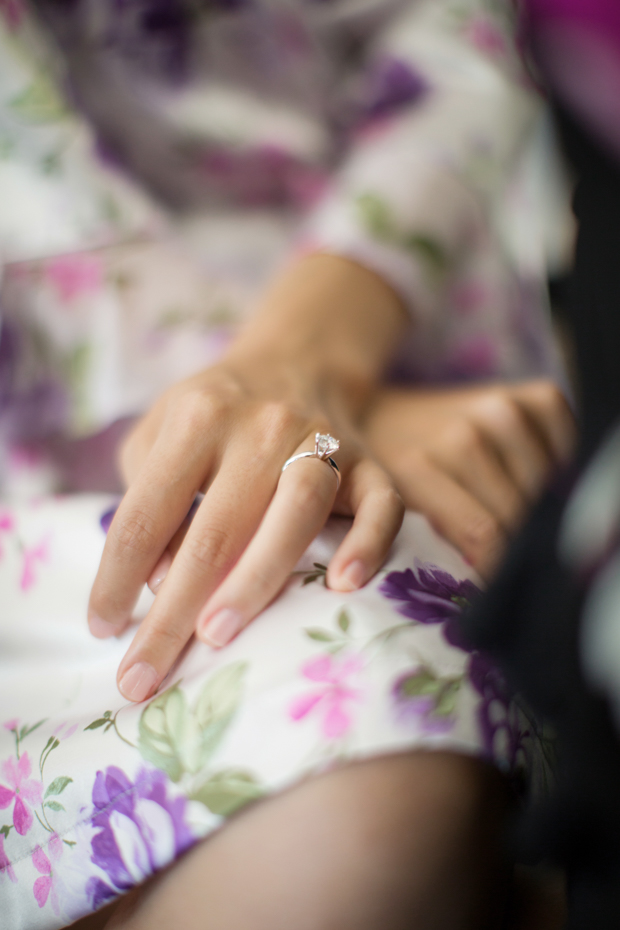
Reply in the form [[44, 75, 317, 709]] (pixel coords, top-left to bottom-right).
[[462, 513, 502, 552], [369, 483, 404, 514], [113, 508, 158, 557], [446, 420, 484, 456], [477, 393, 523, 429], [406, 447, 433, 474], [259, 401, 300, 436], [535, 380, 565, 413], [175, 388, 231, 435], [291, 471, 332, 515], [253, 402, 302, 457], [184, 522, 235, 576], [148, 619, 190, 654]]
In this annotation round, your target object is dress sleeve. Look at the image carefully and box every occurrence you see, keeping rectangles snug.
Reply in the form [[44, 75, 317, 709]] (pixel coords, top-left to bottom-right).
[[0, 9, 162, 268], [301, 0, 543, 324]]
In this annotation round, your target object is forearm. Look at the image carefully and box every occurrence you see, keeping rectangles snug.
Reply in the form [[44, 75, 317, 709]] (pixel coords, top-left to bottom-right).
[[223, 253, 407, 422]]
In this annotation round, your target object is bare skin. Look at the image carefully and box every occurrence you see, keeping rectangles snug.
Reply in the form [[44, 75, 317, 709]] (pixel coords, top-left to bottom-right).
[[364, 380, 575, 575], [86, 253, 576, 708], [88, 254, 407, 704], [75, 257, 574, 930], [64, 752, 510, 930]]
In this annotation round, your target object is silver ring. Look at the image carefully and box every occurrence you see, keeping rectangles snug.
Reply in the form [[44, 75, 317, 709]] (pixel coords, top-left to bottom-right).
[[282, 432, 341, 490]]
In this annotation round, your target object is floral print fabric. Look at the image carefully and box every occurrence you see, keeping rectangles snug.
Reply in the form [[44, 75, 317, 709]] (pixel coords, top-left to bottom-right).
[[0, 0, 570, 460], [0, 497, 548, 929]]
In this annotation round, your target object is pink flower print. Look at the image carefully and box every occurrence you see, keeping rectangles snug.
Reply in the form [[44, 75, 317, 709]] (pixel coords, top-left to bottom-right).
[[3, 719, 19, 733], [53, 722, 78, 741], [0, 0, 24, 30], [0, 835, 17, 884], [20, 534, 51, 591], [45, 254, 103, 304], [450, 280, 489, 316], [446, 336, 499, 379], [0, 510, 14, 560], [0, 752, 43, 835], [289, 654, 364, 739], [32, 834, 63, 912], [464, 16, 507, 60]]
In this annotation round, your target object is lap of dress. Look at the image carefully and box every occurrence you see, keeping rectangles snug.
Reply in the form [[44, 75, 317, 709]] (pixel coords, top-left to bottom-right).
[[0, 495, 547, 930]]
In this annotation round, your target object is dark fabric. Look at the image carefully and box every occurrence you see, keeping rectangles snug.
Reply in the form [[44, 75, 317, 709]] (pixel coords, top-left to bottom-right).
[[463, 106, 620, 928]]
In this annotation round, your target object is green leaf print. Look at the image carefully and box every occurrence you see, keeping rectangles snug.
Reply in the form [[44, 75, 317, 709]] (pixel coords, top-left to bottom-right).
[[0, 825, 12, 839], [44, 776, 73, 798], [194, 662, 248, 769], [357, 193, 396, 240], [357, 193, 447, 275], [9, 75, 67, 123], [138, 684, 189, 782], [337, 610, 350, 633], [44, 801, 64, 812], [84, 718, 109, 731], [305, 628, 337, 643], [399, 668, 442, 697], [19, 720, 46, 741], [402, 234, 447, 272], [190, 770, 263, 817], [434, 680, 461, 717], [138, 663, 249, 781]]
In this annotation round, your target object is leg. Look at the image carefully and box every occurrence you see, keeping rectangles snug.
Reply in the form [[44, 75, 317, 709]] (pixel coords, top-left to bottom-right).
[[105, 751, 510, 930]]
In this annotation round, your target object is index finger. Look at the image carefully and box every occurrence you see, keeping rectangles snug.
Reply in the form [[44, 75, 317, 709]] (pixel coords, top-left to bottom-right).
[[88, 428, 212, 638]]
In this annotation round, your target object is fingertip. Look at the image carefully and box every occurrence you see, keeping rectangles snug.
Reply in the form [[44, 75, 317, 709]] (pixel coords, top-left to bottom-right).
[[329, 559, 366, 592], [88, 612, 120, 640], [147, 551, 172, 594], [118, 661, 159, 703], [197, 607, 244, 648]]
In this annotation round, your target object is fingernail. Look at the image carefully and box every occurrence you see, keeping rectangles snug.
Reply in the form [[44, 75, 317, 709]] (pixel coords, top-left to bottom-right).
[[339, 560, 365, 591], [199, 608, 243, 648], [89, 613, 117, 639], [148, 552, 172, 594], [118, 662, 159, 703]]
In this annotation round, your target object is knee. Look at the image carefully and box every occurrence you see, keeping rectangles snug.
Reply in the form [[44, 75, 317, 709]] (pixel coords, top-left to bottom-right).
[[104, 752, 509, 930]]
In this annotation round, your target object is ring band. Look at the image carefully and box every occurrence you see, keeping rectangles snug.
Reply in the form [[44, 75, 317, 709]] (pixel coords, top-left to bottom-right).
[[282, 433, 341, 490]]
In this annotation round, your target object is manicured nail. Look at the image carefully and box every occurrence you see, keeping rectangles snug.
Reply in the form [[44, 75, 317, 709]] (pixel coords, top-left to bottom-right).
[[89, 614, 117, 639], [148, 552, 172, 594], [199, 608, 243, 647], [339, 560, 365, 591], [118, 662, 159, 703]]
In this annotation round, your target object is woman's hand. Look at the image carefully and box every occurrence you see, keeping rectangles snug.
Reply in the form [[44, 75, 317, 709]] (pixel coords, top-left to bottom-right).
[[88, 255, 406, 703], [363, 380, 576, 578]]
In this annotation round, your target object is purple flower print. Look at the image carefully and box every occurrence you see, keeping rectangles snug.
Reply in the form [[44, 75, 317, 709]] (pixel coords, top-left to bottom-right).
[[32, 834, 63, 913], [380, 561, 481, 648], [359, 57, 428, 122], [392, 668, 460, 735], [289, 654, 364, 739], [100, 505, 118, 535], [445, 336, 499, 380], [468, 653, 524, 767], [0, 752, 43, 835], [86, 766, 195, 909], [0, 834, 17, 884]]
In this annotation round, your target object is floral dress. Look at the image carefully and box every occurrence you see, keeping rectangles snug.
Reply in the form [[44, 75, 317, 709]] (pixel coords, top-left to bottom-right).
[[0, 1, 562, 927]]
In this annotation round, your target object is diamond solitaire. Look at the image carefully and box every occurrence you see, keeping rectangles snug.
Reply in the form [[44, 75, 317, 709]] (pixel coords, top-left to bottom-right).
[[315, 433, 340, 459]]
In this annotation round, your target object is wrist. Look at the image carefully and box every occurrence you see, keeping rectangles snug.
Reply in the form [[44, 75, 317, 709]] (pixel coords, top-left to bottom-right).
[[223, 252, 406, 420]]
